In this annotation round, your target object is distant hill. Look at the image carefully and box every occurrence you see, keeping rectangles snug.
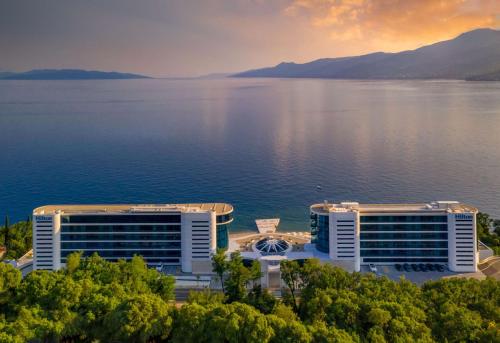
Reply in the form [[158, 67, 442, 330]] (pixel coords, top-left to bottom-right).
[[466, 69, 500, 81], [0, 69, 151, 80], [0, 71, 16, 78], [233, 29, 500, 80]]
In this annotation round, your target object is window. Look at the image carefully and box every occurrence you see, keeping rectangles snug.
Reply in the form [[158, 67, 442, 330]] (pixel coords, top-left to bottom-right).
[[360, 215, 447, 223], [61, 214, 181, 224], [361, 224, 448, 232], [61, 225, 181, 233], [360, 232, 448, 240], [316, 215, 330, 253]]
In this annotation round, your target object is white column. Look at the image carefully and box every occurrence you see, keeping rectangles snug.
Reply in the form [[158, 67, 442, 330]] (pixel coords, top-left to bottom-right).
[[52, 212, 61, 270], [447, 212, 477, 272], [354, 211, 361, 272], [472, 212, 479, 271], [447, 213, 457, 271], [32, 217, 37, 269], [328, 213, 336, 260], [329, 211, 359, 272], [209, 211, 217, 253], [181, 213, 192, 273]]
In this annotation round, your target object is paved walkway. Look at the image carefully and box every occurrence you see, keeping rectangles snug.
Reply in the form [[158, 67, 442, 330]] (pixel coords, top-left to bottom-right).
[[479, 256, 500, 280]]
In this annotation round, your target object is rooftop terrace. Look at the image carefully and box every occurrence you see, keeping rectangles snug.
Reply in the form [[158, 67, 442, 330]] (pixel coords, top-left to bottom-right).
[[310, 201, 477, 214], [33, 203, 233, 215]]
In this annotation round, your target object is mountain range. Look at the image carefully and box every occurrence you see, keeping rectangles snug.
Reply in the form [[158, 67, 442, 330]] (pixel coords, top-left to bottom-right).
[[0, 69, 150, 80], [233, 29, 500, 81]]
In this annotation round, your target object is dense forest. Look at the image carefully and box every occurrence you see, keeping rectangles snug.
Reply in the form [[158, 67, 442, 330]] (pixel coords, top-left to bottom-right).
[[1, 251, 499, 342], [0, 218, 32, 260]]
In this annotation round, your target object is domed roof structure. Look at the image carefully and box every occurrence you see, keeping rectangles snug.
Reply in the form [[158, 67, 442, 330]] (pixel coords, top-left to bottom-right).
[[255, 238, 290, 255]]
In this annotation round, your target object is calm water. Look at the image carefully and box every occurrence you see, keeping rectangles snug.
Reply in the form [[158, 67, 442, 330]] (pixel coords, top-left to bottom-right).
[[1, 78, 499, 230]]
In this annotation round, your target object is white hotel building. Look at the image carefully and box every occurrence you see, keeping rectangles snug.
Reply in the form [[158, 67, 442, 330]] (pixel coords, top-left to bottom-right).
[[310, 201, 478, 272], [33, 203, 233, 273], [32, 200, 479, 275]]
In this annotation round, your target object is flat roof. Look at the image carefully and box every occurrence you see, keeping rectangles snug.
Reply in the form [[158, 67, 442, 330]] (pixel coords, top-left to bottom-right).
[[33, 203, 233, 216], [310, 201, 477, 214]]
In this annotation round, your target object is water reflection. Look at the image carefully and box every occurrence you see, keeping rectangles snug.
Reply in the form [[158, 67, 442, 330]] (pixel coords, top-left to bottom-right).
[[0, 79, 499, 229]]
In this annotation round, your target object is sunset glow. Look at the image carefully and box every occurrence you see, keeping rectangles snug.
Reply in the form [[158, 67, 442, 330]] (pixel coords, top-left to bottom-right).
[[0, 0, 498, 76]]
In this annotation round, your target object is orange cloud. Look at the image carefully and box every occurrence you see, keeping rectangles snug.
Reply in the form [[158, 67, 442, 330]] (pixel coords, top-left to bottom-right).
[[285, 0, 500, 50]]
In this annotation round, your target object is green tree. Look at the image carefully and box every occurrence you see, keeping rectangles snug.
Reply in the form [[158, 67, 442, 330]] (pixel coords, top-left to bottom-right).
[[102, 293, 173, 342], [171, 303, 208, 343], [212, 248, 228, 293], [187, 289, 225, 305], [367, 308, 391, 327], [0, 262, 21, 310], [3, 215, 10, 251], [494, 219, 500, 236], [477, 212, 493, 236], [246, 285, 277, 314], [477, 212, 500, 254], [202, 302, 273, 343], [224, 252, 260, 302], [436, 303, 483, 342], [309, 321, 359, 343], [267, 315, 312, 343], [271, 303, 298, 322], [1, 220, 32, 260], [280, 260, 302, 312], [1, 248, 500, 342], [65, 251, 82, 274]]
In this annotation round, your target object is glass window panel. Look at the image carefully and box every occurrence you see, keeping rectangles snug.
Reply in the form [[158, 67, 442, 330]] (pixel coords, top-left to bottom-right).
[[60, 233, 180, 241], [61, 225, 181, 233], [61, 214, 181, 224], [363, 257, 448, 262], [361, 224, 448, 232], [360, 241, 448, 248], [360, 249, 448, 257], [60, 250, 181, 258], [61, 241, 181, 249], [360, 232, 448, 240], [360, 215, 447, 223]]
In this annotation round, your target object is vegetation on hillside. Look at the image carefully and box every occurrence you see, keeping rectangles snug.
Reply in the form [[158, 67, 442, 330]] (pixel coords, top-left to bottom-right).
[[0, 217, 32, 260], [1, 212, 500, 341], [477, 213, 500, 255], [1, 253, 175, 342], [0, 252, 500, 343], [2, 251, 498, 342]]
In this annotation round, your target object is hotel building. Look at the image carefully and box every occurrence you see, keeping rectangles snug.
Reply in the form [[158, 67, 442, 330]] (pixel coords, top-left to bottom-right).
[[310, 201, 478, 272], [33, 203, 233, 273]]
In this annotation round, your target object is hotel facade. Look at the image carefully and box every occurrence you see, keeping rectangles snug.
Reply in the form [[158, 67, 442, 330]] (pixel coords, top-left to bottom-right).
[[33, 200, 478, 275], [33, 203, 233, 273], [310, 201, 478, 272]]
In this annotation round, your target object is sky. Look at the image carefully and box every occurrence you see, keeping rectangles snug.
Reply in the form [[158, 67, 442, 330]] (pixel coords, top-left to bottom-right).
[[0, 0, 499, 77]]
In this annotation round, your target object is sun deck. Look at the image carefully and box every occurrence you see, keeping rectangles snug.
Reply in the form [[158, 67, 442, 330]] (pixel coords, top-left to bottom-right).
[[33, 203, 233, 215], [311, 201, 477, 214]]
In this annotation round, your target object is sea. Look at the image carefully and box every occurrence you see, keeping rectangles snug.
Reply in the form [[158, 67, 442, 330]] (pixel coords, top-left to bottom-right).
[[1, 78, 499, 231]]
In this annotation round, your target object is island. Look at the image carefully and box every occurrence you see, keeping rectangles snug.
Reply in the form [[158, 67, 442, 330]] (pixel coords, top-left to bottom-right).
[[0, 69, 151, 80]]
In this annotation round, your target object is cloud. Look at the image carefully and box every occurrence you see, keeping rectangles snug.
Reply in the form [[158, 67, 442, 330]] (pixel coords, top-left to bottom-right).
[[285, 0, 500, 49], [0, 0, 498, 75]]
